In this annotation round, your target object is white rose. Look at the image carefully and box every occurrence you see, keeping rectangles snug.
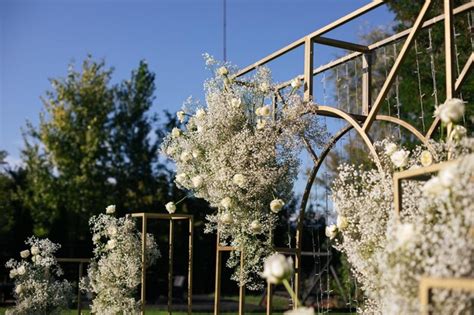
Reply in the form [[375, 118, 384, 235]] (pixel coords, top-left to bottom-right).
[[231, 98, 242, 108], [30, 246, 40, 256], [384, 142, 398, 156], [15, 284, 23, 295], [270, 199, 285, 213], [92, 234, 101, 243], [439, 165, 456, 187], [435, 98, 465, 123], [451, 125, 467, 141], [177, 110, 186, 123], [195, 108, 206, 120], [9, 269, 18, 278], [191, 175, 203, 188], [422, 177, 445, 196], [262, 253, 294, 284], [336, 215, 348, 230], [232, 174, 246, 188], [171, 127, 181, 138], [257, 106, 271, 117], [17, 265, 26, 275], [220, 197, 233, 209], [284, 307, 315, 315], [20, 250, 30, 259], [107, 226, 117, 236], [420, 150, 433, 167], [192, 149, 202, 159], [218, 66, 229, 76], [176, 173, 187, 185], [180, 151, 192, 162], [290, 78, 302, 89], [390, 149, 410, 168], [221, 212, 234, 224], [250, 220, 262, 234], [106, 205, 116, 214], [396, 223, 414, 246], [106, 239, 116, 250], [325, 224, 338, 239], [256, 119, 266, 130], [165, 202, 176, 214]]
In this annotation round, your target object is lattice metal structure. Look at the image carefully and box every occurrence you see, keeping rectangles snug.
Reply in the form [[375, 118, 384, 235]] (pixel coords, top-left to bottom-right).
[[133, 213, 194, 315], [214, 1, 474, 314]]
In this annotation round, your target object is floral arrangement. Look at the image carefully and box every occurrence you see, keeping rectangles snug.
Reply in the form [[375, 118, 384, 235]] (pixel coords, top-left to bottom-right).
[[80, 205, 160, 314], [5, 237, 73, 315], [161, 54, 326, 289], [329, 98, 472, 314]]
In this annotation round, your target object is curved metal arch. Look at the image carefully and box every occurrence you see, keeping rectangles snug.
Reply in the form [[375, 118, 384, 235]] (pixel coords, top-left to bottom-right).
[[316, 105, 382, 171]]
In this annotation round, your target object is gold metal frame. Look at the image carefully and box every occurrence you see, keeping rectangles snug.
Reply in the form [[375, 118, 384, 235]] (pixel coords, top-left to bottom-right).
[[215, 0, 473, 313], [419, 277, 474, 315], [57, 258, 90, 315], [132, 213, 194, 315]]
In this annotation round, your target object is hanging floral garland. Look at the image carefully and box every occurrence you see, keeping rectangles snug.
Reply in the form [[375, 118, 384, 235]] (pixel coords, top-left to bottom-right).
[[162, 55, 327, 289]]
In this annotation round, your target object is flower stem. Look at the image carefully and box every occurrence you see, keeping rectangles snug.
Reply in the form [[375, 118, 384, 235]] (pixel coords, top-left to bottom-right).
[[282, 279, 300, 308], [175, 195, 188, 205]]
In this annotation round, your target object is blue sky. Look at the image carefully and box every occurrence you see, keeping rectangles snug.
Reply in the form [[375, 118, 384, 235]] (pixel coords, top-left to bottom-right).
[[0, 0, 395, 165]]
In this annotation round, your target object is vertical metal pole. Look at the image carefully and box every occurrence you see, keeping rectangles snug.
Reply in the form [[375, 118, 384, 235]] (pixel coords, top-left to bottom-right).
[[77, 262, 83, 315], [304, 36, 314, 102], [141, 215, 148, 315], [266, 282, 273, 315], [214, 232, 222, 315], [238, 250, 245, 315], [362, 53, 372, 115], [444, 0, 455, 99], [188, 217, 194, 315], [168, 219, 174, 314]]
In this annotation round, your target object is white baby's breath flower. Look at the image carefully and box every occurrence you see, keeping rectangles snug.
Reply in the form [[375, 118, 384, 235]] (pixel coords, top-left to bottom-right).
[[395, 223, 414, 246], [195, 108, 206, 120], [17, 265, 26, 275], [9, 269, 18, 278], [336, 215, 348, 230], [165, 202, 176, 214], [106, 239, 116, 250], [177, 110, 186, 123], [439, 165, 456, 187], [221, 212, 234, 224], [262, 253, 293, 284], [325, 224, 337, 239], [107, 226, 117, 236], [256, 119, 266, 130], [284, 307, 315, 315], [191, 175, 204, 188], [390, 149, 409, 168], [192, 149, 202, 159], [435, 98, 465, 123], [257, 106, 271, 117], [180, 151, 192, 162], [31, 246, 40, 256], [232, 174, 246, 188], [171, 127, 181, 138], [230, 97, 241, 108], [420, 150, 433, 167], [166, 146, 176, 156], [220, 197, 233, 209], [384, 142, 398, 156], [290, 78, 302, 89], [451, 125, 467, 141], [250, 220, 262, 234], [269, 199, 285, 213], [92, 234, 101, 243], [20, 250, 30, 259], [218, 66, 228, 76], [176, 173, 187, 185], [15, 284, 23, 295], [105, 205, 116, 214], [260, 82, 270, 93], [422, 177, 445, 197]]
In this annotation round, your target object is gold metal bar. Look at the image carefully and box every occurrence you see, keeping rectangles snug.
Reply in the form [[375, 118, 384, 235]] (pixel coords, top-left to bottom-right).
[[362, 53, 372, 115], [188, 217, 194, 315], [455, 53, 474, 91], [314, 36, 369, 53], [217, 245, 236, 251], [238, 250, 245, 315], [266, 282, 273, 315], [141, 214, 148, 315], [78, 262, 83, 315], [375, 115, 428, 146], [304, 37, 314, 101], [363, 0, 432, 132], [168, 219, 174, 314], [214, 234, 222, 315], [444, 0, 455, 99]]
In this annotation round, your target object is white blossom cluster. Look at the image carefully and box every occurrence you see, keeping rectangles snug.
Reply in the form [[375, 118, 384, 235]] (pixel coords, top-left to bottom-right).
[[80, 205, 160, 314], [5, 237, 72, 315], [162, 55, 326, 289], [331, 134, 473, 314]]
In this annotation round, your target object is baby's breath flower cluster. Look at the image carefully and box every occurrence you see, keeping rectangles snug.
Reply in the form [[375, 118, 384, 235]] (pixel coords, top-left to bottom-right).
[[162, 55, 326, 289], [80, 206, 160, 314], [331, 135, 473, 314], [5, 237, 72, 315]]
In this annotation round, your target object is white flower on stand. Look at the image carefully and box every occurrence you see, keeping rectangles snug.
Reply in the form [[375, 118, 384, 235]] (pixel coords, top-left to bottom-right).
[[270, 199, 285, 213], [175, 173, 187, 185], [105, 205, 116, 214], [192, 149, 202, 159], [180, 151, 192, 162], [384, 142, 398, 156], [395, 223, 414, 247], [20, 250, 30, 259], [422, 177, 445, 197], [390, 149, 409, 168], [218, 66, 228, 76], [177, 110, 186, 123], [221, 212, 234, 224], [262, 253, 294, 284], [439, 165, 456, 187], [231, 98, 242, 108], [256, 119, 266, 130], [195, 108, 206, 120], [16, 266, 26, 275], [250, 220, 262, 234], [420, 150, 433, 167], [14, 284, 23, 295], [325, 224, 337, 239], [256, 106, 271, 117], [434, 98, 465, 123], [232, 174, 246, 188], [165, 202, 176, 214], [260, 82, 270, 93], [107, 226, 117, 236], [284, 307, 315, 315], [106, 239, 116, 250], [191, 175, 204, 188], [220, 197, 233, 209], [336, 215, 348, 230], [451, 125, 467, 141], [290, 78, 302, 89], [171, 127, 181, 138], [9, 269, 18, 278]]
